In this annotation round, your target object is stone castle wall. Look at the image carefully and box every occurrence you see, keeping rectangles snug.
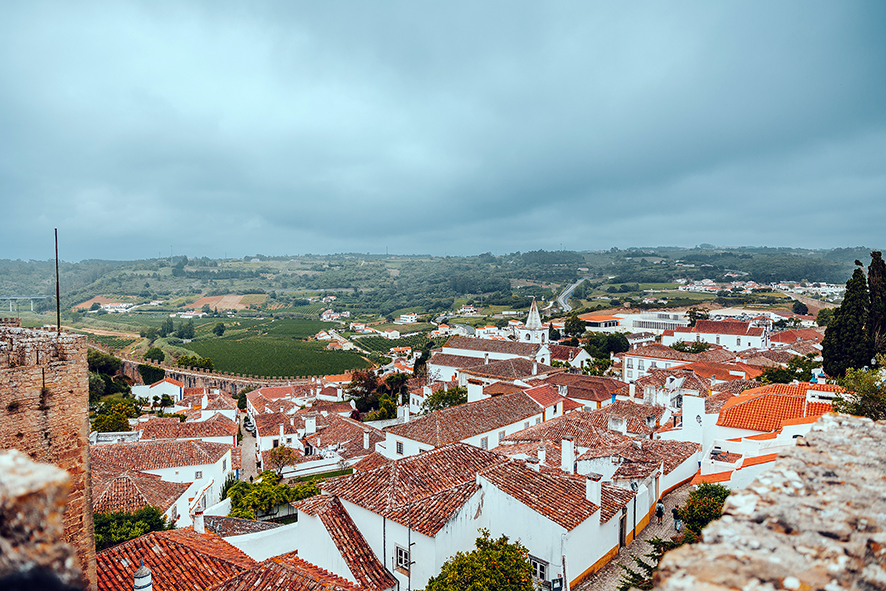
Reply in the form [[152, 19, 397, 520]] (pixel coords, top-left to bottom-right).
[[0, 327, 95, 589]]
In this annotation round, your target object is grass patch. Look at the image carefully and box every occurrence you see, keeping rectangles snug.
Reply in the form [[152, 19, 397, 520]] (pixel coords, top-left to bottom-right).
[[180, 338, 369, 377], [356, 334, 445, 353], [293, 468, 353, 483]]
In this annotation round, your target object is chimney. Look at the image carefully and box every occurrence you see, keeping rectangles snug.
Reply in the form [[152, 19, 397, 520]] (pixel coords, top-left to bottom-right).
[[560, 436, 575, 474], [557, 384, 567, 397], [279, 423, 284, 438], [628, 383, 635, 398], [484, 353, 489, 365], [305, 415, 317, 436], [290, 417, 294, 428], [133, 558, 152, 591], [363, 430, 370, 450], [201, 392, 208, 408], [585, 474, 602, 506], [538, 443, 546, 465], [193, 507, 205, 534], [608, 415, 627, 435], [527, 457, 540, 472], [532, 360, 538, 375], [404, 403, 410, 423]]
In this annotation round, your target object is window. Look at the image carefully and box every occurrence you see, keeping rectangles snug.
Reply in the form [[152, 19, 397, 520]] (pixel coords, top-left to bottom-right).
[[627, 370, 633, 378], [535, 417, 541, 425], [627, 358, 633, 368], [530, 557, 548, 581], [650, 361, 657, 368], [286, 437, 292, 444], [222, 459, 227, 472], [552, 403, 558, 414], [638, 360, 644, 370], [524, 422, 530, 429], [498, 430, 506, 442], [272, 439, 279, 448], [736, 337, 741, 346], [396, 441, 404, 455], [480, 437, 488, 449], [195, 471, 203, 479], [396, 546, 410, 572], [716, 336, 720, 345]]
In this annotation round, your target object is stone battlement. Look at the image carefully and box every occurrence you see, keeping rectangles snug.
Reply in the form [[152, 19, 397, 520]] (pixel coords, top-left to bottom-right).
[[655, 413, 886, 590], [0, 317, 23, 327], [0, 326, 85, 369]]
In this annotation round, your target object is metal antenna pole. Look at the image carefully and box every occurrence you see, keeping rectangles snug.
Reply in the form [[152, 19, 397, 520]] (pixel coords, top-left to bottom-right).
[[55, 229, 61, 332]]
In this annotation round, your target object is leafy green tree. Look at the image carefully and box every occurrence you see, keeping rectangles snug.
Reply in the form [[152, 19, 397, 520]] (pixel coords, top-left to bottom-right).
[[346, 369, 381, 412], [92, 412, 130, 433], [267, 445, 300, 476], [88, 372, 106, 404], [367, 395, 396, 421], [833, 365, 886, 420], [758, 353, 819, 384], [176, 355, 214, 371], [158, 317, 175, 338], [237, 391, 248, 410], [137, 364, 165, 385], [420, 386, 467, 414], [816, 308, 835, 327], [93, 506, 174, 551], [226, 471, 319, 520], [88, 349, 122, 375], [670, 341, 711, 354], [822, 267, 873, 377], [176, 319, 196, 340], [212, 322, 226, 336], [868, 251, 886, 354], [145, 347, 165, 363], [687, 306, 709, 327], [158, 394, 174, 412], [680, 483, 731, 533], [792, 300, 809, 315], [425, 529, 533, 591], [564, 314, 585, 338], [549, 327, 561, 341]]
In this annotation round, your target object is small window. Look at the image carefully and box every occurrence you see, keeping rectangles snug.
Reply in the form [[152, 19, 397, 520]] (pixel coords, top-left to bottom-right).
[[396, 441, 404, 455], [638, 360, 644, 370], [535, 417, 541, 425], [195, 471, 203, 479], [716, 336, 720, 345], [736, 337, 741, 346], [273, 439, 279, 448], [286, 437, 292, 444], [480, 437, 488, 449], [524, 422, 529, 429], [396, 546, 410, 572], [627, 370, 633, 378], [627, 358, 633, 368], [650, 361, 656, 368], [498, 430, 505, 442], [222, 460, 227, 472], [530, 557, 547, 581], [552, 403, 558, 414]]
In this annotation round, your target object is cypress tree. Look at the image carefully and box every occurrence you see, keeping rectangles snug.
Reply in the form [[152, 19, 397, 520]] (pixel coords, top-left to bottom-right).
[[822, 267, 873, 377], [868, 251, 886, 354]]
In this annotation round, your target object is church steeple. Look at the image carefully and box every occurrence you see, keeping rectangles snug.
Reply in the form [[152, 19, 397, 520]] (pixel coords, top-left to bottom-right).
[[525, 297, 543, 330]]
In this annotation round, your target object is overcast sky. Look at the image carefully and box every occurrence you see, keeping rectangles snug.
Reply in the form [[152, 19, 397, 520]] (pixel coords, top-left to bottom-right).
[[1, 1, 884, 261]]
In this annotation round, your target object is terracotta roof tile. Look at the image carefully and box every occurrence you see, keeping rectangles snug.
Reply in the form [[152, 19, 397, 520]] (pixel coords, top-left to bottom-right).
[[92, 471, 189, 514], [204, 516, 282, 537], [207, 552, 363, 591], [385, 390, 546, 446], [427, 352, 488, 370], [740, 453, 780, 468], [459, 357, 562, 381], [690, 470, 732, 485], [305, 414, 385, 461], [351, 451, 392, 472], [295, 496, 396, 591], [91, 439, 232, 474], [716, 383, 838, 432], [141, 414, 238, 441], [443, 335, 542, 357], [96, 529, 256, 591]]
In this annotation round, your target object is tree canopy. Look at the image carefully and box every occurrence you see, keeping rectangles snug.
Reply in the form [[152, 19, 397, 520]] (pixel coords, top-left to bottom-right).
[[564, 314, 585, 338], [833, 365, 886, 421], [822, 266, 873, 377], [758, 353, 819, 384], [225, 471, 319, 520], [791, 300, 809, 315], [425, 529, 533, 591], [94, 506, 175, 551], [420, 386, 467, 414]]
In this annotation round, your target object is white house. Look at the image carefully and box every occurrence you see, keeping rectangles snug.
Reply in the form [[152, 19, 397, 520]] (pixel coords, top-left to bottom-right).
[[661, 319, 769, 352], [297, 443, 638, 590], [131, 377, 185, 403]]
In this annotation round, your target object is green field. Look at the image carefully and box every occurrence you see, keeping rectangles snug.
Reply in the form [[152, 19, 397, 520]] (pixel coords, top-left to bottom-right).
[[356, 334, 445, 353], [181, 338, 369, 377], [77, 333, 138, 350]]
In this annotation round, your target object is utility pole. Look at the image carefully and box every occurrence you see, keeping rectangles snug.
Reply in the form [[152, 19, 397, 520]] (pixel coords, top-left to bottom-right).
[[54, 229, 61, 332]]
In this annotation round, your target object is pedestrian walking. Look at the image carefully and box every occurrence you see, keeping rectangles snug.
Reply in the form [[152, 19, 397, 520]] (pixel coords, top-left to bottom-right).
[[672, 506, 682, 532], [656, 500, 665, 524]]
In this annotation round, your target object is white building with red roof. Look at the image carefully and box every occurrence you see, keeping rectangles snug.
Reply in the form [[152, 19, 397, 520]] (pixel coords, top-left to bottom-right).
[[131, 376, 185, 403], [661, 319, 769, 352], [294, 442, 638, 590]]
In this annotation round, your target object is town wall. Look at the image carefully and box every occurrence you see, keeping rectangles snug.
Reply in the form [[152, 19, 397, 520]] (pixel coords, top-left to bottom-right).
[[0, 327, 95, 589], [655, 413, 886, 590]]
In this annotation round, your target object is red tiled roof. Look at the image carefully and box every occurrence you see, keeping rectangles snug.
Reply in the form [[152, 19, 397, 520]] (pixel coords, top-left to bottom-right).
[[92, 471, 189, 514], [319, 443, 507, 535], [459, 357, 562, 381], [668, 361, 763, 381], [207, 552, 363, 591], [203, 516, 282, 538], [483, 381, 527, 396], [443, 335, 542, 357], [481, 461, 600, 530], [91, 439, 232, 474], [305, 414, 385, 461], [491, 440, 563, 469], [351, 451, 392, 472], [523, 384, 566, 408], [716, 383, 839, 432], [501, 411, 633, 449], [385, 390, 546, 446], [549, 344, 585, 362], [151, 377, 184, 388], [541, 374, 626, 403], [140, 414, 238, 440], [770, 328, 824, 343], [97, 529, 256, 591], [427, 352, 488, 370], [681, 320, 765, 337], [294, 496, 396, 591]]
